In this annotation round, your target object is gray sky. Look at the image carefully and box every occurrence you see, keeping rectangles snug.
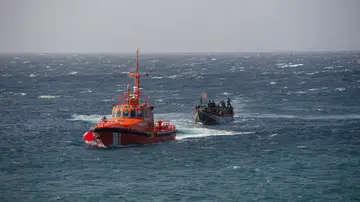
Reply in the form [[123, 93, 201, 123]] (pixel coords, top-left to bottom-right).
[[0, 0, 359, 53]]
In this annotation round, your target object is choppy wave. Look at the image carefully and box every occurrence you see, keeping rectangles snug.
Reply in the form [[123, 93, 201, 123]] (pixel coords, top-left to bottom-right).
[[1, 52, 360, 201], [38, 95, 60, 99], [236, 113, 360, 120], [4, 92, 26, 96]]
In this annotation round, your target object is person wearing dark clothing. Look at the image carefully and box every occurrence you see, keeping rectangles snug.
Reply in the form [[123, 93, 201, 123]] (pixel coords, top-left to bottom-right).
[[227, 98, 232, 107]]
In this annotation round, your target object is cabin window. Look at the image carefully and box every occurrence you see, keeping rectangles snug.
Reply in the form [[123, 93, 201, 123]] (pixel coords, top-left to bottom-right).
[[117, 109, 122, 117], [144, 108, 148, 117], [137, 109, 143, 117], [130, 110, 136, 118], [123, 109, 129, 117], [112, 109, 121, 118]]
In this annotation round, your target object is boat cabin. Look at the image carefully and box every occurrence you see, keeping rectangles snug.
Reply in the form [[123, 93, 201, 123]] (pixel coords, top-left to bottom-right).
[[111, 104, 154, 119]]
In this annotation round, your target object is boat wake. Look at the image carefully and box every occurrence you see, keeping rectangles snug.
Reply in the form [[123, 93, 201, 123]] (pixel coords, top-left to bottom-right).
[[69, 113, 250, 141]]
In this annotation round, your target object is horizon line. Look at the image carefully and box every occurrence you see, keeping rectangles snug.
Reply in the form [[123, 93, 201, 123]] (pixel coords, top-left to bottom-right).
[[0, 49, 359, 55]]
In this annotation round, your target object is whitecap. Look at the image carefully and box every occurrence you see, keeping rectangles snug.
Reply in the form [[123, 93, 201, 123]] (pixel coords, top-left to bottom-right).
[[151, 76, 163, 80], [156, 99, 164, 103], [1, 73, 11, 77], [291, 91, 308, 95], [68, 71, 78, 75], [176, 131, 254, 140], [38, 95, 60, 99], [227, 166, 240, 169], [334, 87, 346, 92], [306, 71, 319, 75], [196, 76, 204, 80], [269, 133, 278, 137], [278, 63, 304, 68], [4, 92, 26, 96], [69, 114, 107, 123], [80, 89, 92, 93]]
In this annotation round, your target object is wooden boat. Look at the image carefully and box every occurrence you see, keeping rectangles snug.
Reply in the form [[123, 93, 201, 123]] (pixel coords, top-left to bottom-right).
[[82, 49, 178, 148], [194, 92, 234, 125]]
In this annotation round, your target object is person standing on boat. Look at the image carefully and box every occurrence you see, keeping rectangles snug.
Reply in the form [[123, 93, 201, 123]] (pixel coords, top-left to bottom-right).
[[227, 98, 232, 107], [101, 116, 107, 122]]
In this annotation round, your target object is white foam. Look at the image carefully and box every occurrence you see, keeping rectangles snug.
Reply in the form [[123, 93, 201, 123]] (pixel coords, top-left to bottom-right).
[[167, 75, 177, 79], [68, 71, 78, 75], [223, 92, 232, 95], [151, 76, 163, 80], [269, 133, 278, 137], [334, 87, 346, 92], [4, 92, 26, 96], [80, 89, 92, 93], [176, 131, 254, 140], [229, 66, 245, 72], [69, 113, 250, 141], [69, 114, 107, 123], [154, 112, 249, 140], [38, 95, 60, 99], [196, 76, 204, 80], [277, 63, 304, 68], [306, 71, 319, 75]]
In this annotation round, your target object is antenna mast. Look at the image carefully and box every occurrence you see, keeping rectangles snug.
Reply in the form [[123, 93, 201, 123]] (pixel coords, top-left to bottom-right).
[[135, 48, 140, 99], [127, 48, 149, 105]]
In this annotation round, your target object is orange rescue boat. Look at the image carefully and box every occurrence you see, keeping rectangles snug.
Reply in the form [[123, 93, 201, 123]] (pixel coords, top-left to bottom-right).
[[82, 49, 177, 148]]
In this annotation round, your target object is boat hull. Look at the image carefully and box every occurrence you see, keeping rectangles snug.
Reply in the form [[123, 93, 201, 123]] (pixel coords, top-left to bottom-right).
[[194, 109, 234, 125], [84, 127, 177, 148]]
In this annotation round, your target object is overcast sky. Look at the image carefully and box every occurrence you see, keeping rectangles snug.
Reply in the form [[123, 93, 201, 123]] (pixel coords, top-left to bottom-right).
[[0, 0, 359, 53]]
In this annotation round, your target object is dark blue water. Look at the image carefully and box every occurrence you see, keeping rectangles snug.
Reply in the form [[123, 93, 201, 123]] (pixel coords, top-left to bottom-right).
[[1, 52, 360, 201]]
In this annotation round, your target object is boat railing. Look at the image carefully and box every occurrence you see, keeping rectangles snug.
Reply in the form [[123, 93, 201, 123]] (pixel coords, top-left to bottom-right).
[[202, 109, 234, 116], [154, 120, 176, 131], [93, 119, 130, 128], [117, 93, 151, 105]]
